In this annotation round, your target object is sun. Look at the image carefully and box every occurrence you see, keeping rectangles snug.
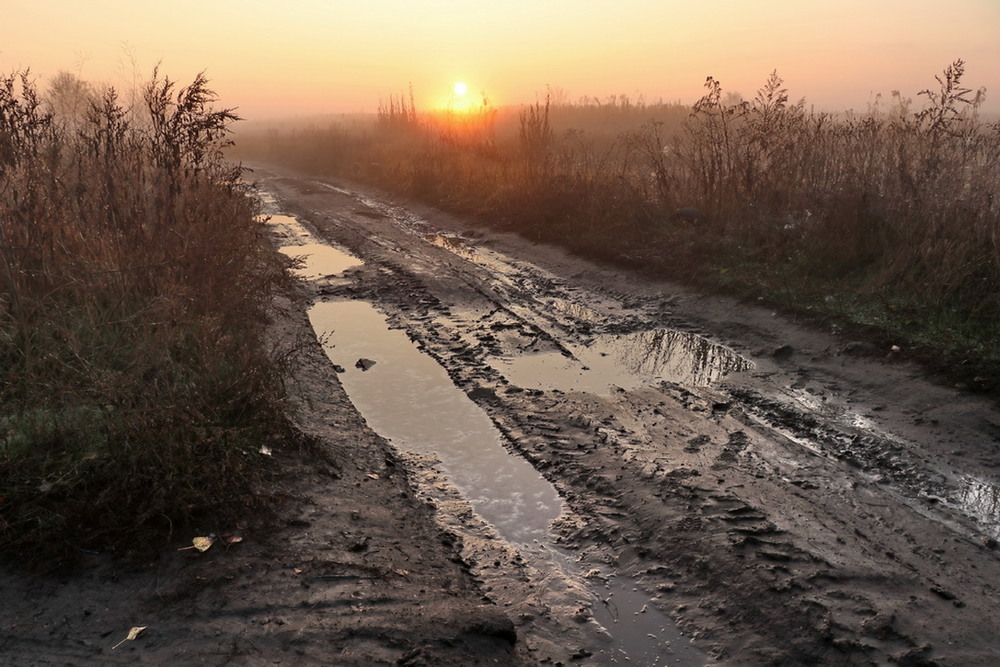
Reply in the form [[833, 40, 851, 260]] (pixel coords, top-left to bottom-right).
[[453, 81, 468, 97]]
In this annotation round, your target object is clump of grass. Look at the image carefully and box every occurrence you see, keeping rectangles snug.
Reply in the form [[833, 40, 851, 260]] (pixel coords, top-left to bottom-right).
[[234, 61, 999, 390], [657, 62, 999, 362], [0, 69, 291, 563], [377, 85, 419, 133]]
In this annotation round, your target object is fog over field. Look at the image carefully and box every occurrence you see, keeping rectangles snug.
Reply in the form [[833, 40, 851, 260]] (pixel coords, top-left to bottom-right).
[[3, 0, 999, 118]]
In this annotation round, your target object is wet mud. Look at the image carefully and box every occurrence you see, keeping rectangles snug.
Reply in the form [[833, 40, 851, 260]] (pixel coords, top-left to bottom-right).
[[274, 203, 706, 663], [253, 165, 1000, 665], [9, 165, 998, 665]]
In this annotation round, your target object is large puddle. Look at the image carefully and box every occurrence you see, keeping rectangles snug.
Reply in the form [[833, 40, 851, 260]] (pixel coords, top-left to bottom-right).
[[490, 328, 753, 394], [309, 299, 562, 545], [420, 231, 751, 393]]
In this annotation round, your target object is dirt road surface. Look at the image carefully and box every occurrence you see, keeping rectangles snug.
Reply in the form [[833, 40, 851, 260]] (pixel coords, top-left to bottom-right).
[[4, 165, 999, 665]]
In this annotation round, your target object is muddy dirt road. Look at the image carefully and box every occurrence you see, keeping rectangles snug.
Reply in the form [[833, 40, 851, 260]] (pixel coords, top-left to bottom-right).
[[6, 163, 998, 665], [257, 165, 1000, 665]]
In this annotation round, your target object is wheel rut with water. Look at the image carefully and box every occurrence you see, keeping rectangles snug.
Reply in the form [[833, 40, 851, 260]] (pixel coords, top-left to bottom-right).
[[258, 167, 1000, 665]]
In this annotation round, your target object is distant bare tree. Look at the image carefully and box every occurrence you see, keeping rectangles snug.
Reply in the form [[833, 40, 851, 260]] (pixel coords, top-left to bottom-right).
[[45, 71, 95, 127]]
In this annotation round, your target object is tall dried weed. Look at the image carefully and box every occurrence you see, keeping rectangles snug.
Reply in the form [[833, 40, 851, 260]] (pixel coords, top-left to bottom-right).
[[1, 70, 290, 562]]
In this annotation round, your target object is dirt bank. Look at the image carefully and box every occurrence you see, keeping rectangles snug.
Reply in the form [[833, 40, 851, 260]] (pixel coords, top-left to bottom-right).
[[4, 164, 1000, 665]]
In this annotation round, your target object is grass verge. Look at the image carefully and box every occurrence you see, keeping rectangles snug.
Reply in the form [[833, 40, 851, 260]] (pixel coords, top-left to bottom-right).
[[1, 69, 294, 565]]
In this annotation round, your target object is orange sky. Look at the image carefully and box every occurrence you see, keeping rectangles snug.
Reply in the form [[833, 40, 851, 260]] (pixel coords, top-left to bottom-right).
[[3, 0, 999, 119]]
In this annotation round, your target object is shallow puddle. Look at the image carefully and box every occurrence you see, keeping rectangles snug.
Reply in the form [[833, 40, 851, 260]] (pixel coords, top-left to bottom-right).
[[309, 300, 563, 545], [424, 232, 472, 255], [423, 232, 514, 275], [263, 213, 311, 242], [279, 243, 362, 279], [545, 549, 704, 665], [491, 328, 753, 394]]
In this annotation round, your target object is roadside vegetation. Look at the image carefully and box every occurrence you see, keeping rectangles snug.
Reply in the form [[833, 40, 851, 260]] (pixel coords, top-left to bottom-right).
[[0, 69, 292, 563], [235, 60, 999, 392]]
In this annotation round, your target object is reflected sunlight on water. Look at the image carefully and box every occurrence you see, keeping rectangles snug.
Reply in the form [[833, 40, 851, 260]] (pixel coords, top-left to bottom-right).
[[490, 328, 752, 394], [309, 300, 563, 545]]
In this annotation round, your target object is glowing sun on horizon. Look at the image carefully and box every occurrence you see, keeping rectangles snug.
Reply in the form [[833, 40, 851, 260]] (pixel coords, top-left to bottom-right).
[[453, 81, 468, 96]]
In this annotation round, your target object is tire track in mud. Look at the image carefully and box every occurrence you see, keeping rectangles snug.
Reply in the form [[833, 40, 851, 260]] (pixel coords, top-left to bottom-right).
[[265, 183, 710, 663], [260, 168, 1000, 665]]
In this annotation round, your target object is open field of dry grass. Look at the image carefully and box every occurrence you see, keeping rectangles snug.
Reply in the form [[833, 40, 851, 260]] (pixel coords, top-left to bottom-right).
[[235, 62, 1000, 392]]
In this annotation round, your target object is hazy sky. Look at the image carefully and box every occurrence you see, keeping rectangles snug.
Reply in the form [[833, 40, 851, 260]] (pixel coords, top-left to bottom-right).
[[3, 0, 999, 118]]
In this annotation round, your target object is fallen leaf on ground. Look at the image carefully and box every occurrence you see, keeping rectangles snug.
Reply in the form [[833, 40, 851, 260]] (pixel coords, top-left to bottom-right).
[[192, 536, 214, 552], [112, 626, 147, 650]]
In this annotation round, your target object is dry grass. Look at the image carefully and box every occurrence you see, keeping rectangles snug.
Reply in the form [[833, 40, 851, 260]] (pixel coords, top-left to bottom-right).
[[234, 61, 1000, 389], [1, 69, 292, 563]]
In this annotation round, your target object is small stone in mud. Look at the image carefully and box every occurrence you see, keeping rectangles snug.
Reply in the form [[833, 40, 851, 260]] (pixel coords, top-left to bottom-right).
[[349, 539, 369, 552], [890, 644, 934, 665], [355, 358, 377, 371], [332, 364, 346, 373]]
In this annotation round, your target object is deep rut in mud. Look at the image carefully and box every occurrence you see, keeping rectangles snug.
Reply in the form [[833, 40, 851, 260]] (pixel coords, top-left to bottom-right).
[[259, 165, 1000, 665]]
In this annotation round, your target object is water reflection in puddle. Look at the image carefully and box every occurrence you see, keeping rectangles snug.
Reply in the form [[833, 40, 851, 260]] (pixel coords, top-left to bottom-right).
[[279, 244, 362, 279], [956, 475, 1000, 539], [309, 300, 563, 545], [492, 328, 752, 393], [263, 213, 310, 241]]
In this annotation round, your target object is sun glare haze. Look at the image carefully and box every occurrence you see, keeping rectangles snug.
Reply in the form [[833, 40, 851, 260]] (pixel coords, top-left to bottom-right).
[[2, 0, 998, 117]]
